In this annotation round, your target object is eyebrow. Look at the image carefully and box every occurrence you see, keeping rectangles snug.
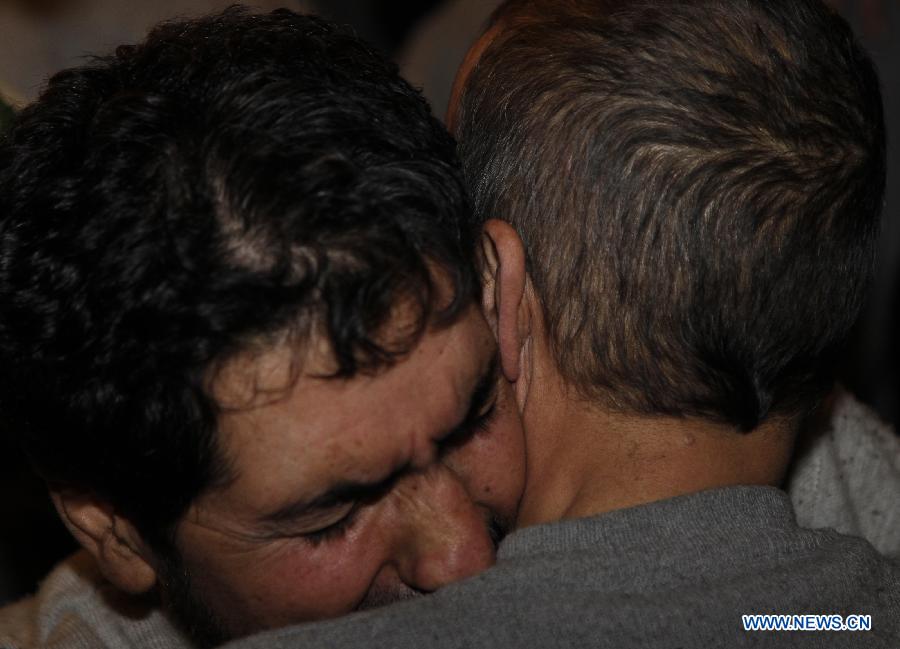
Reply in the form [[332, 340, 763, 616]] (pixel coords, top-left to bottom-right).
[[258, 349, 501, 528], [260, 472, 406, 527]]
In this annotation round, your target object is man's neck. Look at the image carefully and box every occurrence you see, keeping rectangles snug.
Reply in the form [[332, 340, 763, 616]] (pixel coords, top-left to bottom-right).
[[516, 374, 798, 528]]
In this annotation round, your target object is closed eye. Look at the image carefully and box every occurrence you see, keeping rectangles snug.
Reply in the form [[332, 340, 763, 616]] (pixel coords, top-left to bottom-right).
[[296, 471, 402, 547], [298, 504, 361, 547], [265, 354, 501, 547], [439, 397, 498, 455], [438, 352, 500, 450], [300, 397, 499, 547]]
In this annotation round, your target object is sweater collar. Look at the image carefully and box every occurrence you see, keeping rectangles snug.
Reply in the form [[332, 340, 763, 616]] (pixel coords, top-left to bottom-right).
[[498, 485, 802, 561]]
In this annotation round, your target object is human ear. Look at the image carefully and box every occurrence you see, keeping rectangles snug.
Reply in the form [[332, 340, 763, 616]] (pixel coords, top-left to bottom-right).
[[50, 489, 157, 594], [479, 219, 530, 383]]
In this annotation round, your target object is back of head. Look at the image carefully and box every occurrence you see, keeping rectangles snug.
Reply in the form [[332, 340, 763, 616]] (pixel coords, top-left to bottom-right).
[[458, 0, 885, 431], [0, 8, 475, 551]]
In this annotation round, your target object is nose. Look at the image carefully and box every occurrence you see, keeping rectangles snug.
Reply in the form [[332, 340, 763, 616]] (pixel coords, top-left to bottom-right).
[[388, 465, 496, 592]]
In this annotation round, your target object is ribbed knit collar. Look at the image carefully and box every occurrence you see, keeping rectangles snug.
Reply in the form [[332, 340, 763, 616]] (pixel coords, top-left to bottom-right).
[[498, 486, 812, 562]]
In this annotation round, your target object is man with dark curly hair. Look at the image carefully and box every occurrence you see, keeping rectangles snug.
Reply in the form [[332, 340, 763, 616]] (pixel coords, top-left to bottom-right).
[[0, 8, 526, 648]]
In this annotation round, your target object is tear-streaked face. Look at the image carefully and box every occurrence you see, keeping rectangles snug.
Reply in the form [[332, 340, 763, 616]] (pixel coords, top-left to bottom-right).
[[167, 305, 526, 644]]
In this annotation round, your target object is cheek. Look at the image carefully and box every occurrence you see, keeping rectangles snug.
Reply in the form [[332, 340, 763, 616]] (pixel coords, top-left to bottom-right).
[[257, 539, 382, 618], [484, 399, 527, 517], [179, 526, 389, 631], [448, 384, 526, 521]]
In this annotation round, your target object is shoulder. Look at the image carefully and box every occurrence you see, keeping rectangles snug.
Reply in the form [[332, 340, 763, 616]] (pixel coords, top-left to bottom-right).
[[0, 595, 39, 649], [0, 553, 97, 649], [0, 551, 189, 649], [786, 389, 900, 558]]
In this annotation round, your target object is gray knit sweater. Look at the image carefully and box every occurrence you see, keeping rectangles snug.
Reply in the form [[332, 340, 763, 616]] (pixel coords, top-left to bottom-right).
[[231, 486, 900, 649]]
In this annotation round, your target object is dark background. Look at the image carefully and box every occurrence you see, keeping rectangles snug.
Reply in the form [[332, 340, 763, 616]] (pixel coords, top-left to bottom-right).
[[0, 0, 897, 607]]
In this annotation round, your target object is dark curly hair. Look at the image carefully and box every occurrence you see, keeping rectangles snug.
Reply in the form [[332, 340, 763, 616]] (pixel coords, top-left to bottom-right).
[[0, 7, 477, 552]]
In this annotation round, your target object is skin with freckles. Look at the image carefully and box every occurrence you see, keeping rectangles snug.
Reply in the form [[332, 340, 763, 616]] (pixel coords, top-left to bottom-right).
[[171, 304, 526, 640]]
